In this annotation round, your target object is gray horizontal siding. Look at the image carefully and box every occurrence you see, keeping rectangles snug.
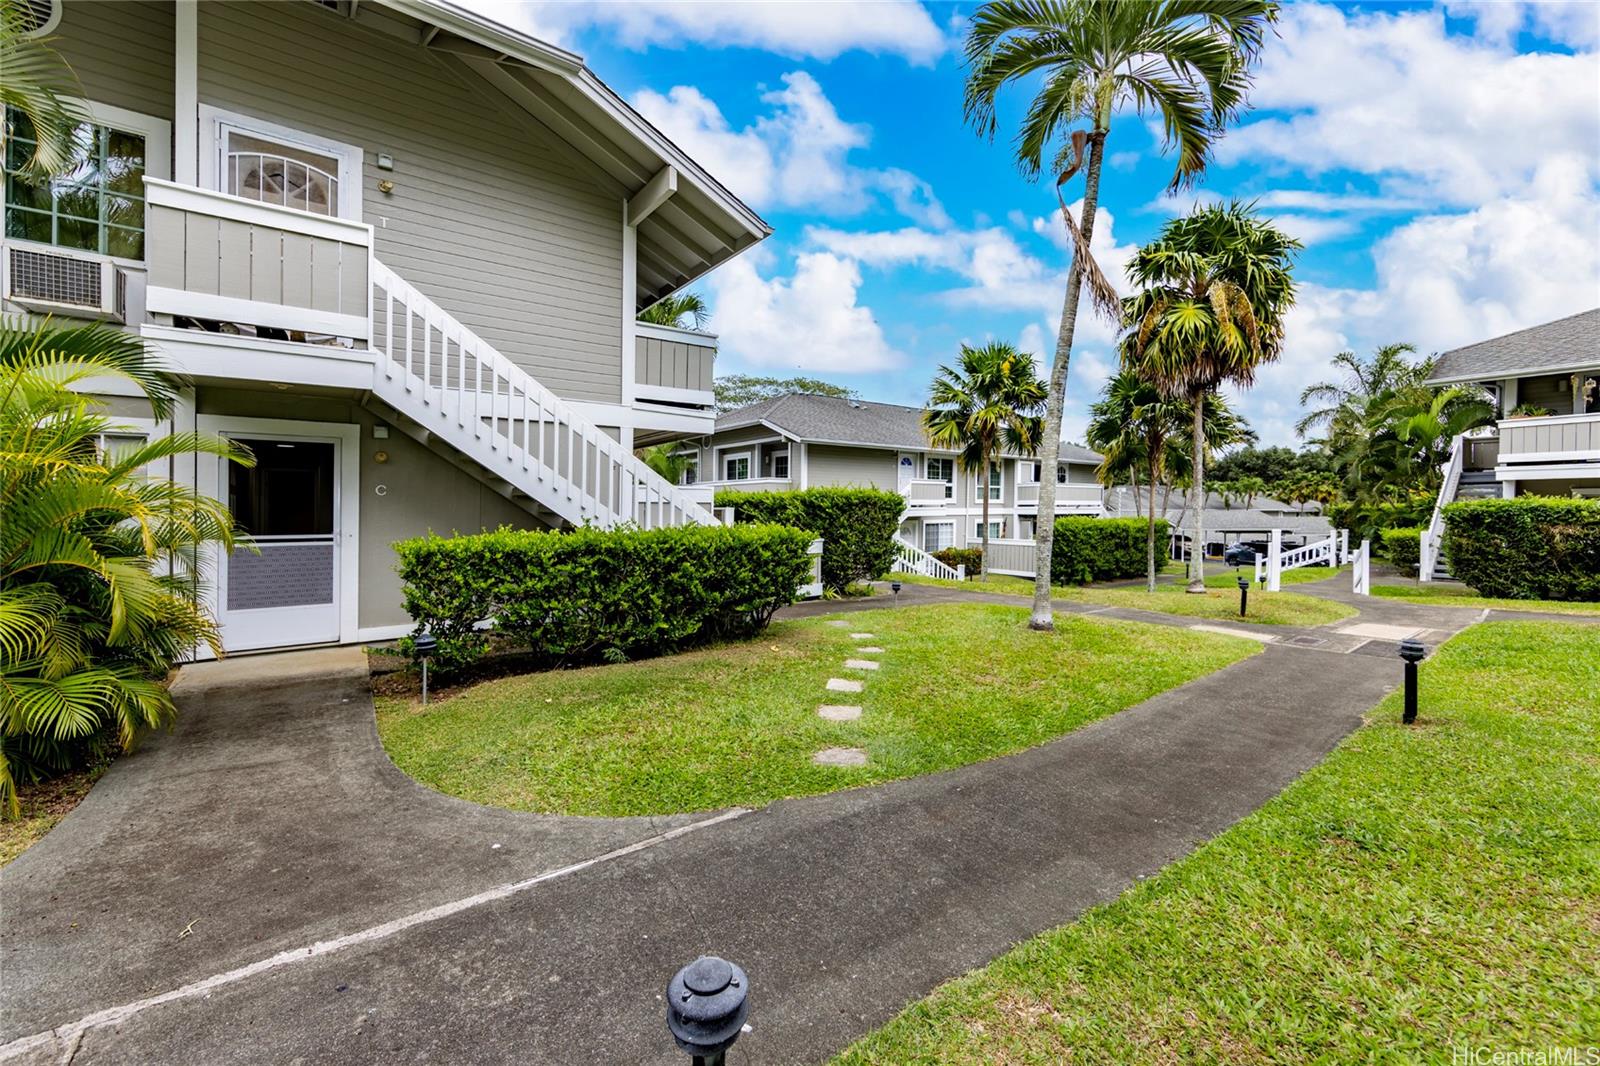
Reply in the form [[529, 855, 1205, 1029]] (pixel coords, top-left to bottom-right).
[[806, 445, 897, 490], [54, 1, 174, 121], [636, 335, 714, 391], [196, 0, 624, 404]]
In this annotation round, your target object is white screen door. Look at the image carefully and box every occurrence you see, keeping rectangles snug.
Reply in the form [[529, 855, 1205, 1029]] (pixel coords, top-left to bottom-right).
[[219, 436, 341, 650]]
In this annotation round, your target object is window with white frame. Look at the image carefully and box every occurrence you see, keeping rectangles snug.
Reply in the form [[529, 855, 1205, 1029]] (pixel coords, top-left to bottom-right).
[[926, 456, 954, 498], [923, 522, 954, 552], [1057, 463, 1070, 484], [202, 107, 362, 221], [3, 109, 158, 259], [1020, 461, 1042, 483], [723, 454, 750, 481], [986, 462, 1002, 500], [772, 451, 789, 479], [678, 454, 699, 485], [974, 519, 1006, 539]]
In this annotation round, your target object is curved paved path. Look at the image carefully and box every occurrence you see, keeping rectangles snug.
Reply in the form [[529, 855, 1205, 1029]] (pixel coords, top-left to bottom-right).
[[0, 579, 1557, 1064]]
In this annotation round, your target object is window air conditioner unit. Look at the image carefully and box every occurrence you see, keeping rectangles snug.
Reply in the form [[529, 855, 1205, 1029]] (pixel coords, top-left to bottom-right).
[[4, 244, 127, 323]]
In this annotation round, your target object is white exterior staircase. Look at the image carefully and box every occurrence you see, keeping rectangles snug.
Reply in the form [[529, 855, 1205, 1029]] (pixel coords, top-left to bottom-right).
[[367, 260, 715, 530]]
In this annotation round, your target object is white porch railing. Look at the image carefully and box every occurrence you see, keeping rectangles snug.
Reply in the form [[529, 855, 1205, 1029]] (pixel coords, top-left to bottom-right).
[[1419, 433, 1465, 582], [1351, 538, 1372, 596], [977, 537, 1038, 577], [1258, 529, 1340, 592], [369, 259, 715, 530], [891, 535, 962, 580]]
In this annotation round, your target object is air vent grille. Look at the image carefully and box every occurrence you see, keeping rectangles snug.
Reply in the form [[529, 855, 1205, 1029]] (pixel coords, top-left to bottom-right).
[[15, 0, 60, 37], [8, 246, 103, 308]]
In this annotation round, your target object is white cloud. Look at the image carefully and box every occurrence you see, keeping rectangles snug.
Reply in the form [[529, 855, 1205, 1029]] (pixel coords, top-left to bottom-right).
[[631, 72, 948, 222], [464, 0, 948, 64], [1446, 2, 1600, 49], [705, 251, 905, 373], [1223, 4, 1600, 205], [1268, 214, 1361, 245]]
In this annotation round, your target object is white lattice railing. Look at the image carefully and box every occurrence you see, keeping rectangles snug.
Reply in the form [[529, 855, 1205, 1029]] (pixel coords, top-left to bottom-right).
[[1279, 532, 1338, 572], [369, 259, 715, 530], [1419, 433, 1464, 582], [892, 535, 963, 580]]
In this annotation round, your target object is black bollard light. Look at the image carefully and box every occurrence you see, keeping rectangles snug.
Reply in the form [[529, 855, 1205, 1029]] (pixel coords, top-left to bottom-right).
[[1398, 638, 1425, 724], [666, 956, 749, 1066], [414, 631, 438, 706], [1237, 575, 1249, 617], [891, 579, 902, 606]]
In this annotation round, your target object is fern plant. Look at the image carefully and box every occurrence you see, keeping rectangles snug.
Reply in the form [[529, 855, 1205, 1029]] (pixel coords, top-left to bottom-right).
[[0, 318, 250, 815]]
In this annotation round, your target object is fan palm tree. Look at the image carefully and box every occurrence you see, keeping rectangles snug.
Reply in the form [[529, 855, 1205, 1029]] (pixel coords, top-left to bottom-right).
[[0, 0, 85, 180], [1121, 201, 1298, 591], [924, 343, 1047, 582], [0, 319, 250, 815], [964, 0, 1278, 629], [638, 292, 709, 331], [639, 442, 693, 485]]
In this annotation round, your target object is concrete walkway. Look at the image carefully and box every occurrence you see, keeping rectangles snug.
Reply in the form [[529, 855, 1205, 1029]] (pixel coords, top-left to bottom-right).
[[0, 582, 1538, 1064]]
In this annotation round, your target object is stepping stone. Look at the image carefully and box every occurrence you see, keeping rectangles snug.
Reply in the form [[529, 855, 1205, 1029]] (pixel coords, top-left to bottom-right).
[[1336, 622, 1423, 640], [817, 704, 862, 722], [811, 746, 868, 767], [826, 678, 863, 693], [825, 620, 850, 627], [844, 659, 880, 671], [849, 632, 874, 639], [855, 646, 884, 654]]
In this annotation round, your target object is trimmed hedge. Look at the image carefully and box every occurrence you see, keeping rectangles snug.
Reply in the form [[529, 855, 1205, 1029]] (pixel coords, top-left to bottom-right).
[[1051, 516, 1169, 585], [394, 523, 814, 671], [1442, 496, 1600, 601], [933, 546, 983, 577], [1379, 527, 1423, 573], [715, 487, 904, 593]]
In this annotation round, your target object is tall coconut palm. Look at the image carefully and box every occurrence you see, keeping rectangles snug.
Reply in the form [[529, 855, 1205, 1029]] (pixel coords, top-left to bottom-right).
[[964, 0, 1278, 630], [924, 343, 1047, 582], [1087, 371, 1187, 590], [0, 319, 250, 815], [638, 292, 709, 331], [0, 0, 85, 180], [1121, 202, 1298, 591]]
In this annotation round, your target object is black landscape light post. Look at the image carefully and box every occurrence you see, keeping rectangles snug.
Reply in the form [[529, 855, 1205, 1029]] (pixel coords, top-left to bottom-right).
[[666, 956, 749, 1066], [891, 579, 902, 606], [1237, 575, 1249, 617], [1399, 638, 1425, 724], [414, 631, 438, 706]]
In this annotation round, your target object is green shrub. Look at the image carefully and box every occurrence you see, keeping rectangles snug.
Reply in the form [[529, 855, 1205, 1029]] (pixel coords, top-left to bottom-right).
[[933, 546, 983, 577], [715, 487, 904, 593], [1378, 527, 1423, 573], [1051, 517, 1168, 585], [394, 523, 814, 671], [1442, 497, 1600, 601]]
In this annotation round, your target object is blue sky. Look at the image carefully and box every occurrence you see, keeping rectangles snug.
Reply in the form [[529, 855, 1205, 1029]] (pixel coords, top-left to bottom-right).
[[469, 1, 1600, 446]]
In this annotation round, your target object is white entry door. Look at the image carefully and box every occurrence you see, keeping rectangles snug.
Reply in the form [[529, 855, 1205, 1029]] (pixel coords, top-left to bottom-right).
[[218, 435, 342, 651]]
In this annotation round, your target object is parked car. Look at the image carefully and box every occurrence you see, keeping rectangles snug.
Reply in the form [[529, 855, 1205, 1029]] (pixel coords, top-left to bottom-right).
[[1223, 541, 1269, 567]]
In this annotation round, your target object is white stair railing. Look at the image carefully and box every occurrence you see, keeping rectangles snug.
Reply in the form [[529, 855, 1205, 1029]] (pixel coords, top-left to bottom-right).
[[892, 535, 963, 580], [369, 260, 715, 530], [1351, 538, 1371, 596], [1419, 433, 1464, 582]]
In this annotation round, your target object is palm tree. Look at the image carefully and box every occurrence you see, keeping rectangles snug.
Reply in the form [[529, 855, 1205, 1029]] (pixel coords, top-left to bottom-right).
[[0, 319, 250, 815], [1121, 202, 1298, 591], [639, 442, 692, 484], [1295, 343, 1429, 441], [638, 292, 709, 331], [0, 0, 85, 180], [964, 0, 1278, 629], [924, 343, 1047, 582], [1087, 370, 1190, 590]]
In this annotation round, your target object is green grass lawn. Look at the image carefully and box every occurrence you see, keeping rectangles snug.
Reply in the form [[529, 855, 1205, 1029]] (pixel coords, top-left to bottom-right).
[[894, 572, 1037, 596], [1372, 582, 1600, 616], [376, 603, 1257, 817], [1057, 581, 1357, 626], [1202, 564, 1347, 589], [833, 621, 1600, 1064]]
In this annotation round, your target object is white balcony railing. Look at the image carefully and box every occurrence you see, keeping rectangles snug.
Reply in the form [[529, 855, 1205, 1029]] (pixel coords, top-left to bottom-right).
[[905, 479, 954, 504], [635, 321, 715, 409], [1017, 481, 1101, 508], [704, 477, 794, 493], [1496, 412, 1600, 465]]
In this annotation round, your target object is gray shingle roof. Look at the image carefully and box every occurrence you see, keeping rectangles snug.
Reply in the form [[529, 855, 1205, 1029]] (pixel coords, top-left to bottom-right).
[[1101, 487, 1332, 535], [716, 393, 1103, 464], [1426, 308, 1600, 384]]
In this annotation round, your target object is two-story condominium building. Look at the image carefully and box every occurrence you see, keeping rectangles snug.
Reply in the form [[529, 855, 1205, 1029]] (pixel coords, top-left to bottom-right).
[[689, 393, 1103, 553], [3, 0, 768, 652], [1418, 308, 1599, 578]]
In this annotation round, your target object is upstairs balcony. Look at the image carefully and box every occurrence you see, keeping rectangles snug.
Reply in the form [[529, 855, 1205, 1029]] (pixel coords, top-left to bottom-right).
[[905, 479, 954, 505], [1017, 481, 1103, 510], [1495, 412, 1600, 477]]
